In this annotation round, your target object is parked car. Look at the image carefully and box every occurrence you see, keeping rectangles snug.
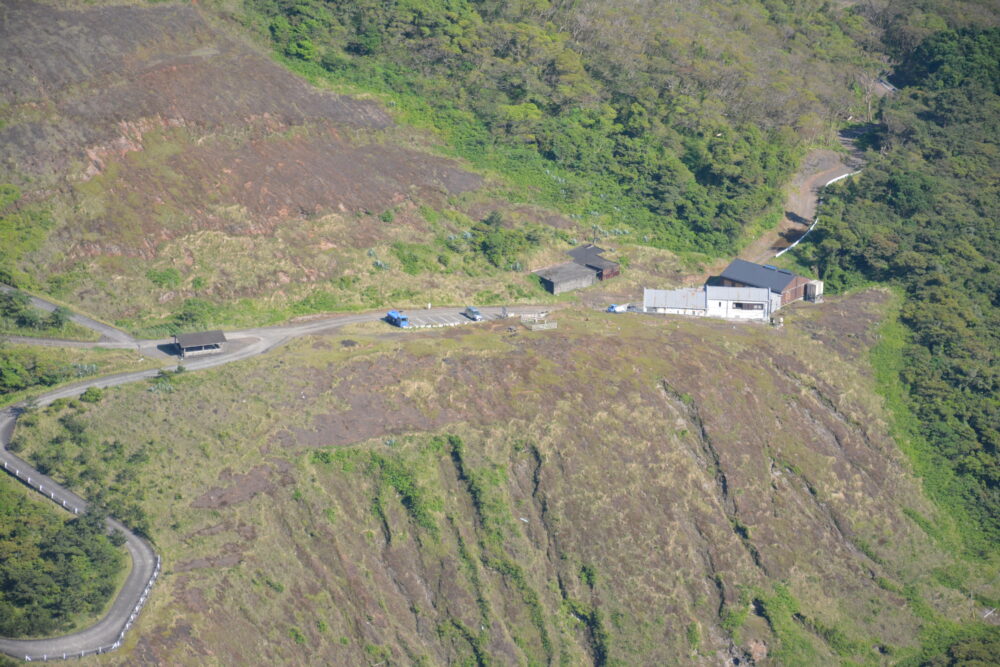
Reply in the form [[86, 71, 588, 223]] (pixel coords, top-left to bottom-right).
[[606, 304, 628, 313], [463, 306, 484, 321]]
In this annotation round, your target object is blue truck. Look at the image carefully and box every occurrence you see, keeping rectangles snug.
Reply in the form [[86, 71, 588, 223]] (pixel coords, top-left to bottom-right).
[[386, 310, 410, 328]]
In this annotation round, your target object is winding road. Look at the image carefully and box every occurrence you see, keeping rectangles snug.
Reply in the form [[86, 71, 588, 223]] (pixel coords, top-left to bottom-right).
[[0, 120, 882, 661], [0, 298, 526, 661]]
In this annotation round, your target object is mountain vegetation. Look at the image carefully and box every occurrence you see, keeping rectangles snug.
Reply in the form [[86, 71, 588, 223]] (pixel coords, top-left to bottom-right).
[[236, 0, 889, 254], [0, 477, 124, 638], [2, 0, 1000, 662], [792, 27, 1000, 553], [9, 297, 995, 664]]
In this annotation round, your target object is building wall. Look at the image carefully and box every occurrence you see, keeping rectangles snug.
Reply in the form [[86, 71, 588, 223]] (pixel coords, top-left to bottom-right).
[[647, 307, 706, 316], [805, 280, 824, 301], [544, 272, 596, 294], [179, 344, 223, 359], [780, 276, 812, 306], [706, 299, 770, 320]]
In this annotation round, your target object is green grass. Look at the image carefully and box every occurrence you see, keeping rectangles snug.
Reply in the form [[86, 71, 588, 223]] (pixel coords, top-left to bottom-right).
[[0, 317, 100, 342], [869, 295, 985, 557], [4, 302, 994, 662], [0, 186, 56, 289], [0, 344, 162, 408]]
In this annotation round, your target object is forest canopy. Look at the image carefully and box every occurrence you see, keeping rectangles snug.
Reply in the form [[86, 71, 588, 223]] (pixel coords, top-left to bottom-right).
[[239, 0, 896, 254], [793, 27, 1000, 551], [0, 478, 124, 637]]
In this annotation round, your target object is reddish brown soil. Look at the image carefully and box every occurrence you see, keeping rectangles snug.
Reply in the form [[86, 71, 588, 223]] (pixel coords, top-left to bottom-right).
[[99, 292, 962, 665], [740, 128, 869, 265], [0, 1, 389, 176], [74, 133, 481, 258], [174, 545, 243, 573], [0, 0, 482, 262], [784, 288, 892, 361], [190, 461, 294, 509], [740, 149, 851, 264]]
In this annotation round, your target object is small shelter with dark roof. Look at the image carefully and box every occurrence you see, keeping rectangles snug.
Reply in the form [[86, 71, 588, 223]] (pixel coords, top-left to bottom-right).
[[174, 330, 227, 359], [534, 262, 598, 295], [568, 244, 620, 280], [532, 244, 621, 295], [720, 259, 822, 306]]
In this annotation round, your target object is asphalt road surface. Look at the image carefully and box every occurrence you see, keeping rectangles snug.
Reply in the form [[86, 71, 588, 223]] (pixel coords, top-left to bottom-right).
[[0, 298, 532, 661]]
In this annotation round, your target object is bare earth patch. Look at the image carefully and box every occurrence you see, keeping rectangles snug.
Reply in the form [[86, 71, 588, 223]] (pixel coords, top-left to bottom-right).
[[190, 461, 294, 509]]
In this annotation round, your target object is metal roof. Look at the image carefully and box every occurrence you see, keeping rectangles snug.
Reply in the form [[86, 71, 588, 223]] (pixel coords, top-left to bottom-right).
[[643, 288, 707, 310], [705, 285, 772, 302], [567, 244, 608, 260], [720, 258, 798, 293], [174, 330, 227, 348], [534, 261, 598, 283], [567, 244, 618, 271]]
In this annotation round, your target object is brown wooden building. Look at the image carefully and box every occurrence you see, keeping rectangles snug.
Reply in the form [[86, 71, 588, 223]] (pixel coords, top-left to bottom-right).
[[567, 244, 620, 281], [720, 259, 823, 307]]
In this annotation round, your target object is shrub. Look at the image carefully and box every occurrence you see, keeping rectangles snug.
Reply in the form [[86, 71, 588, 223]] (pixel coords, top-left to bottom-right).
[[288, 626, 306, 644], [146, 268, 182, 288], [79, 387, 103, 403]]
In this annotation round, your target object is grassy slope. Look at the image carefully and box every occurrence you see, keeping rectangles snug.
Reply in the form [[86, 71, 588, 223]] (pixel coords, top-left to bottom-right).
[[0, 318, 99, 342], [0, 344, 163, 408], [0, 0, 863, 331], [9, 292, 996, 664]]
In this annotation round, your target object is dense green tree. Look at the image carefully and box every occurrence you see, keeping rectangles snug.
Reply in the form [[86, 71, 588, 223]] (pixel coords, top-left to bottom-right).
[[0, 479, 124, 637], [46, 306, 71, 330], [794, 27, 1000, 549], [239, 0, 902, 254]]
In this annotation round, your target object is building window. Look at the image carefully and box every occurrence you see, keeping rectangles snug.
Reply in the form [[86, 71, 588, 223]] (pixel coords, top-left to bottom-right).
[[734, 302, 763, 310]]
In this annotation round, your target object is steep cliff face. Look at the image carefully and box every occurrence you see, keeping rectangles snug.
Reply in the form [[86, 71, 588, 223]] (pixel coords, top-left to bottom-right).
[[11, 291, 982, 664]]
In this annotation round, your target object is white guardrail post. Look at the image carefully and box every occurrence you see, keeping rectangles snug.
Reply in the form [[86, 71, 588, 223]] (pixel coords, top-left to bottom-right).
[[1, 454, 161, 660], [775, 170, 861, 258]]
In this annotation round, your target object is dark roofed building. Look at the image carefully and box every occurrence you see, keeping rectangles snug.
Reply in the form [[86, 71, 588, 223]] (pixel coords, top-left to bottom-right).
[[568, 244, 620, 280], [720, 258, 821, 306], [174, 330, 227, 359], [534, 262, 598, 295], [532, 244, 622, 295]]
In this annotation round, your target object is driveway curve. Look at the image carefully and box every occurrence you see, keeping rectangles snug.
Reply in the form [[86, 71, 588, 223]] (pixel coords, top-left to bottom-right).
[[0, 286, 135, 344], [740, 126, 870, 264], [0, 304, 529, 661]]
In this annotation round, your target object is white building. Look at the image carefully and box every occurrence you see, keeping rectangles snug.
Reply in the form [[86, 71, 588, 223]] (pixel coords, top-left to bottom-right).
[[642, 285, 779, 321], [643, 287, 706, 316], [705, 286, 780, 320]]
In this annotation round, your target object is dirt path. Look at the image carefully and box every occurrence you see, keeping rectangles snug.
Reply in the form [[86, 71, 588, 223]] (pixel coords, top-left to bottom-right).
[[740, 130, 868, 265]]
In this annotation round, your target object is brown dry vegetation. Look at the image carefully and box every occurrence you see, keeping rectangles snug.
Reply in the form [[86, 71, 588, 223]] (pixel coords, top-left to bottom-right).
[[0, 0, 731, 330], [10, 291, 993, 665], [0, 1, 533, 323]]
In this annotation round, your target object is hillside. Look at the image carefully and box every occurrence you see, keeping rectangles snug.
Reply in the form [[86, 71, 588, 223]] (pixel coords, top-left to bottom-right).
[[7, 292, 997, 664], [0, 0, 904, 333], [790, 27, 1000, 552], [1, 0, 996, 335], [0, 0, 495, 330], [2, 1, 1000, 664]]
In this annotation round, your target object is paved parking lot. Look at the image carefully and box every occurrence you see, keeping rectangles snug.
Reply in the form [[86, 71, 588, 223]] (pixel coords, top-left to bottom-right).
[[405, 308, 497, 328]]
